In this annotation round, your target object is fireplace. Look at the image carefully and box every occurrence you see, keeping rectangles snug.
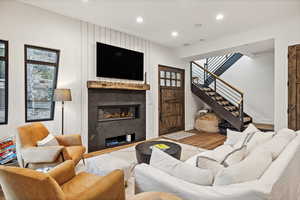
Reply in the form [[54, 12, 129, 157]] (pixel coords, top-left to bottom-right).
[[98, 105, 139, 122], [88, 89, 146, 152]]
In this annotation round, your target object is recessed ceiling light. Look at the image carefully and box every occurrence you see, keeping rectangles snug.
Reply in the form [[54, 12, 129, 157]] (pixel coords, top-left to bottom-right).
[[171, 31, 179, 37], [136, 16, 144, 24], [216, 14, 224, 21], [82, 0, 89, 3]]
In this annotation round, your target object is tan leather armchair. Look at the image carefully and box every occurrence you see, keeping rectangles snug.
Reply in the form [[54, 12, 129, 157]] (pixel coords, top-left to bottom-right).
[[17, 123, 86, 168], [0, 160, 125, 200]]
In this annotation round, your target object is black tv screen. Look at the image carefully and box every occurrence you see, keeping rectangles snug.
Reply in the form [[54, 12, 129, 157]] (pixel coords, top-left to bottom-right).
[[96, 42, 144, 81]]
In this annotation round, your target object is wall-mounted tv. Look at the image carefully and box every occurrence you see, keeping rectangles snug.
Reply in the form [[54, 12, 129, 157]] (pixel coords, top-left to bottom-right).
[[96, 42, 144, 81]]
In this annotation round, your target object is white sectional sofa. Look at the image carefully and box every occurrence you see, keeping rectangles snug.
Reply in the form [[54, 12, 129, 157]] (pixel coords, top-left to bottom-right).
[[134, 133, 300, 200]]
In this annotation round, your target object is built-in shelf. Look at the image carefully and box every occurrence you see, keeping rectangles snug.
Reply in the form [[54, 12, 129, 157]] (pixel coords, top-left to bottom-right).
[[87, 81, 150, 91]]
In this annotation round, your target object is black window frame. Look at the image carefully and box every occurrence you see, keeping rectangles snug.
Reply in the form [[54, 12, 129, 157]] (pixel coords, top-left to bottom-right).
[[0, 40, 8, 125], [24, 45, 60, 122]]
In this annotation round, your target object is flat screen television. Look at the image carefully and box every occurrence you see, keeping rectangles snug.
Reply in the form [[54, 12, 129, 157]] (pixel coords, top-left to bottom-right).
[[96, 42, 144, 81]]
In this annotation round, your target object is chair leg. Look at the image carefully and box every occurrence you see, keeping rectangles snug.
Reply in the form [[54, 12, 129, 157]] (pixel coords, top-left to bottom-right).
[[82, 157, 86, 165], [24, 163, 29, 168]]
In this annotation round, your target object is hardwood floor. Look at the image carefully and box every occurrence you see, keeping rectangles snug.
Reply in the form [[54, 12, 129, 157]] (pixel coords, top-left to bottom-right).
[[85, 129, 226, 158], [177, 130, 226, 150]]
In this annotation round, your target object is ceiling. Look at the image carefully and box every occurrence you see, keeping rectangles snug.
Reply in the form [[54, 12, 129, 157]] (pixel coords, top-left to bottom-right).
[[19, 0, 300, 48]]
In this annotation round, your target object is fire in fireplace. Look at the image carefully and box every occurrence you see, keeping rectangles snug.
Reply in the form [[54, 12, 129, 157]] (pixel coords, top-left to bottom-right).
[[98, 105, 139, 122]]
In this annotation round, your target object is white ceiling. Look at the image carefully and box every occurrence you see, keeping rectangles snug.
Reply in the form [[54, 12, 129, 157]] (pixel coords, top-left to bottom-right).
[[19, 0, 300, 48]]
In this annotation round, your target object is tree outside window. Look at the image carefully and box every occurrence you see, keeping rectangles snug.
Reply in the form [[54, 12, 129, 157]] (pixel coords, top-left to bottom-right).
[[25, 45, 60, 122]]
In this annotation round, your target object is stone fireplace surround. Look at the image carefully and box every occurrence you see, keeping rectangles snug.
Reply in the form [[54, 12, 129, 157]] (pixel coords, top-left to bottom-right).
[[88, 88, 146, 152]]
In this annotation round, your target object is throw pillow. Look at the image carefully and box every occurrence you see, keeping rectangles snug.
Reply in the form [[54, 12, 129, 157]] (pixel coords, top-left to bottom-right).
[[224, 129, 242, 146], [233, 123, 260, 149], [150, 148, 213, 186], [244, 132, 273, 155], [276, 128, 296, 139], [259, 129, 296, 160], [37, 134, 59, 147], [213, 147, 272, 186], [196, 155, 224, 176], [220, 146, 246, 167]]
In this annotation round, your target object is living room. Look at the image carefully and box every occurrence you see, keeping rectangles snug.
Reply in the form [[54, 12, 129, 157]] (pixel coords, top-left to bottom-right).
[[0, 0, 300, 200]]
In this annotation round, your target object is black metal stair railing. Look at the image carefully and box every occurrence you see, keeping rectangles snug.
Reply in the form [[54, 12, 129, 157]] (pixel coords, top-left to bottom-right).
[[200, 53, 243, 86], [191, 61, 244, 124]]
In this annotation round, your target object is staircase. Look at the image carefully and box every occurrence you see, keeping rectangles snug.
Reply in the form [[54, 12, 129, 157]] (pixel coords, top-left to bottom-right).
[[191, 61, 252, 131], [195, 53, 243, 86]]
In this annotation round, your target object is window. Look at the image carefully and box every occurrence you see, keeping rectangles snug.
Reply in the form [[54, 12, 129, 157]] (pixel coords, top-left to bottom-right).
[[25, 45, 60, 122], [0, 40, 8, 125]]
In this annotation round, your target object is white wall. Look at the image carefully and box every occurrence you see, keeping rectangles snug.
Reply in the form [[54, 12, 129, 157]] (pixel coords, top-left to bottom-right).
[[0, 1, 201, 147], [220, 52, 274, 124], [177, 16, 300, 130]]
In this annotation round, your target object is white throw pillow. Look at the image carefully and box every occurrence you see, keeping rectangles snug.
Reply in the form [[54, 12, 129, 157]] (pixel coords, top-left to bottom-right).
[[150, 148, 213, 186], [196, 155, 224, 176], [213, 147, 272, 186], [276, 128, 296, 139], [224, 129, 242, 146], [221, 146, 246, 166], [37, 134, 59, 147], [259, 129, 296, 160], [244, 132, 273, 155], [233, 124, 260, 149]]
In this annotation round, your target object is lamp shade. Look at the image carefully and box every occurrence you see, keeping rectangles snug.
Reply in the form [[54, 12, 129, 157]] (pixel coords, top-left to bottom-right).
[[53, 89, 72, 102]]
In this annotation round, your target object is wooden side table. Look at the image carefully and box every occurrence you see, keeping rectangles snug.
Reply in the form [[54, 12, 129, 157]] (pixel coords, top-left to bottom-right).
[[129, 192, 182, 200]]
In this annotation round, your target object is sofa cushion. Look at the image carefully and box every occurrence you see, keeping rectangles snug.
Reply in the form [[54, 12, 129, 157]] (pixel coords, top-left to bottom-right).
[[196, 155, 224, 176], [64, 146, 85, 164], [258, 128, 296, 160], [37, 134, 59, 147], [242, 132, 274, 155], [61, 172, 102, 199], [224, 129, 242, 146], [214, 147, 272, 186], [221, 146, 246, 167], [150, 148, 213, 186]]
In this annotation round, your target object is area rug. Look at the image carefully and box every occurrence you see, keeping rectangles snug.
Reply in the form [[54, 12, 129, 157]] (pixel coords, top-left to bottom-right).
[[163, 131, 196, 140], [76, 139, 205, 198]]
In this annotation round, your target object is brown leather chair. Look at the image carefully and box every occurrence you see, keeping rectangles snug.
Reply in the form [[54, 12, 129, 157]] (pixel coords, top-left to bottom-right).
[[17, 123, 86, 168], [0, 160, 125, 200]]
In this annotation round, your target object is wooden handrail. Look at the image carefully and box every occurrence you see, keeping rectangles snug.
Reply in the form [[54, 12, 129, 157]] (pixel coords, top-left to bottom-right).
[[191, 61, 244, 95]]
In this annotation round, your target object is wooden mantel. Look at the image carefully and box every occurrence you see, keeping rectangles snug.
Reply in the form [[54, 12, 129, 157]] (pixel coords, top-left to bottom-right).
[[87, 81, 150, 91]]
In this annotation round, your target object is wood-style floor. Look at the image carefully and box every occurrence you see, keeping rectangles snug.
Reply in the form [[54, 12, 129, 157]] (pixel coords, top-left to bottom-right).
[[84, 129, 226, 158], [0, 130, 225, 200]]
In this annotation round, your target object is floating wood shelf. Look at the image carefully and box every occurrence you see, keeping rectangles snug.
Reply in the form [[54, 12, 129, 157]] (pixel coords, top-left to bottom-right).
[[87, 81, 150, 91]]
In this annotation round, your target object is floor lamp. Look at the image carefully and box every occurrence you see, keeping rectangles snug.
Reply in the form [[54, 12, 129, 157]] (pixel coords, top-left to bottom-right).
[[53, 89, 72, 135]]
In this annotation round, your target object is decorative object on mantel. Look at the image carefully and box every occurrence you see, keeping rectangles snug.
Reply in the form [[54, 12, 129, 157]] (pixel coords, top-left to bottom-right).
[[53, 89, 72, 135], [87, 81, 150, 91]]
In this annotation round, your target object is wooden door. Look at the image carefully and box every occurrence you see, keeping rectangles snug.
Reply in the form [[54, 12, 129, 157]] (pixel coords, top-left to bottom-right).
[[159, 65, 185, 135], [288, 44, 300, 130]]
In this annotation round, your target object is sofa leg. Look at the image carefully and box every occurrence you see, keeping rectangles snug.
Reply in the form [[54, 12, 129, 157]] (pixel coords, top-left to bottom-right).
[[24, 163, 29, 168]]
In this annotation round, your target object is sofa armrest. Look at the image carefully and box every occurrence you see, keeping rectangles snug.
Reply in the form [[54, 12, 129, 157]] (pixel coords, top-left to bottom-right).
[[80, 170, 125, 200], [21, 146, 64, 163], [48, 160, 76, 185], [55, 134, 83, 146], [134, 164, 267, 200]]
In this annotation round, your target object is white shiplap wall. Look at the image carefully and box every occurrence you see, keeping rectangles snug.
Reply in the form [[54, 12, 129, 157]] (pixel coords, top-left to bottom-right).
[[80, 22, 152, 148]]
